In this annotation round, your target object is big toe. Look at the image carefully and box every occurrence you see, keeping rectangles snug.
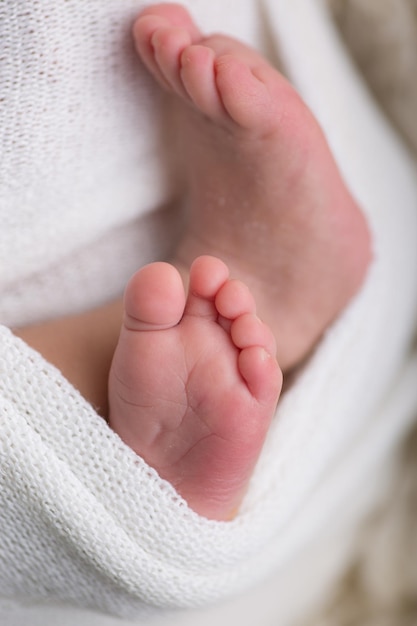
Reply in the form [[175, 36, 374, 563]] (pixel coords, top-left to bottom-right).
[[124, 262, 186, 331]]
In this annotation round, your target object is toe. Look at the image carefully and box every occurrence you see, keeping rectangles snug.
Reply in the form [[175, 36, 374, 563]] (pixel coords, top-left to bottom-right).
[[239, 346, 282, 405], [183, 256, 229, 319], [137, 3, 201, 37], [214, 55, 276, 130], [124, 262, 186, 331], [231, 313, 277, 356], [133, 15, 173, 89], [196, 34, 284, 130], [180, 45, 226, 120], [151, 26, 194, 96], [133, 3, 201, 92], [215, 279, 256, 320]]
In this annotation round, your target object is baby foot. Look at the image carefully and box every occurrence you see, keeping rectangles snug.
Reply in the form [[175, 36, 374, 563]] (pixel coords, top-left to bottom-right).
[[133, 4, 372, 371], [108, 256, 282, 520]]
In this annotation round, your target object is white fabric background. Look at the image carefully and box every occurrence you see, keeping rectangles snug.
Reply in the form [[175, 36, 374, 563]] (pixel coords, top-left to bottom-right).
[[1, 0, 417, 624]]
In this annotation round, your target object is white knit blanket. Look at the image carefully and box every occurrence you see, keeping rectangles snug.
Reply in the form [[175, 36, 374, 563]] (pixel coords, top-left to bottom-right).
[[1, 0, 417, 624]]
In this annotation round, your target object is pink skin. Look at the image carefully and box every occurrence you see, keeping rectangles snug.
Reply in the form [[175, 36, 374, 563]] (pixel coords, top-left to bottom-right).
[[108, 256, 282, 520], [108, 3, 371, 520], [133, 3, 372, 372]]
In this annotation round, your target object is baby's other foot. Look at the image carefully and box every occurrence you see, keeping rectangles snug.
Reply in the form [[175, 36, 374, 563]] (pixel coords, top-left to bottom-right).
[[133, 4, 372, 371], [108, 256, 282, 520]]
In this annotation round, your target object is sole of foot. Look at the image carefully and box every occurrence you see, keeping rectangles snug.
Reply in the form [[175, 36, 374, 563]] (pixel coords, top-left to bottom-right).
[[108, 255, 282, 520]]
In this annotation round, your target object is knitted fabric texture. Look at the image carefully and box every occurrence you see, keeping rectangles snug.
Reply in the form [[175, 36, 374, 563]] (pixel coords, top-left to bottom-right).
[[1, 0, 417, 624]]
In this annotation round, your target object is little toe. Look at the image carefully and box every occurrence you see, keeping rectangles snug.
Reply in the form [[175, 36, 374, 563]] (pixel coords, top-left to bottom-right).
[[138, 3, 201, 37], [133, 15, 173, 89], [239, 346, 282, 405], [133, 4, 201, 92], [124, 262, 186, 331]]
